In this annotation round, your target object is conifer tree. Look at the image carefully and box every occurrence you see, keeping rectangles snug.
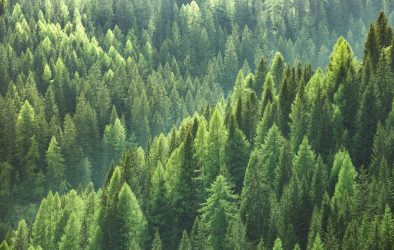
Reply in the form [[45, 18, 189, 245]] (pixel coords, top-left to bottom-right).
[[224, 112, 250, 193], [205, 104, 227, 187], [58, 213, 81, 250], [271, 52, 286, 89], [103, 118, 126, 165], [311, 234, 324, 250], [178, 231, 192, 250], [46, 136, 66, 192], [253, 57, 269, 94], [12, 219, 29, 250], [278, 67, 297, 136], [273, 238, 283, 250], [116, 183, 146, 249], [225, 214, 249, 250], [0, 241, 9, 250], [200, 175, 237, 250], [152, 231, 163, 250], [148, 162, 172, 248], [261, 72, 275, 113], [241, 149, 272, 244], [353, 80, 381, 168]]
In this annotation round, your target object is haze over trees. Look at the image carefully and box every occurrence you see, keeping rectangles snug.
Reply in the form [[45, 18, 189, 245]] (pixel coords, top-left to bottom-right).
[[0, 0, 393, 249]]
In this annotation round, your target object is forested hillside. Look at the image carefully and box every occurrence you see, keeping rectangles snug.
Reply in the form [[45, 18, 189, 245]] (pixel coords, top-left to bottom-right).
[[0, 0, 394, 249]]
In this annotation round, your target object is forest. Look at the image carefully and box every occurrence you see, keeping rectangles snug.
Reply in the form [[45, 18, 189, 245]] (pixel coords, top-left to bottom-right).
[[0, 0, 393, 249]]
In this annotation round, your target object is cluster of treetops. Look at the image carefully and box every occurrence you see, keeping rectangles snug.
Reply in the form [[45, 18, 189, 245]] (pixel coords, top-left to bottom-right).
[[0, 0, 393, 249]]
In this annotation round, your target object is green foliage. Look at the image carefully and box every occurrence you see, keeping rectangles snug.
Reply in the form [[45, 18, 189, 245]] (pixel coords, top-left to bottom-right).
[[12, 219, 29, 250], [0, 3, 393, 250], [46, 136, 66, 192], [58, 213, 81, 250], [0, 241, 8, 250], [116, 183, 146, 249], [152, 231, 163, 250], [200, 175, 237, 250], [273, 237, 283, 250]]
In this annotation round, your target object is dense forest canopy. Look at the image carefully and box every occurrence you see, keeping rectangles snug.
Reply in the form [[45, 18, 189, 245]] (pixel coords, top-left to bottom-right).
[[0, 0, 393, 249]]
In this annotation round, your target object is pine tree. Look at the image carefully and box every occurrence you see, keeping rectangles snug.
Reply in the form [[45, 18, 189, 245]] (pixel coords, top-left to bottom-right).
[[62, 114, 89, 188], [103, 118, 126, 166], [148, 162, 172, 249], [94, 167, 123, 250], [261, 72, 275, 113], [31, 192, 62, 250], [253, 57, 269, 94], [353, 80, 381, 168], [376, 12, 393, 48], [205, 104, 228, 187], [59, 213, 81, 250], [0, 241, 9, 250], [166, 127, 201, 244], [289, 88, 308, 153], [240, 149, 272, 244], [223, 37, 239, 91], [364, 24, 380, 68], [225, 214, 250, 250], [311, 234, 324, 250], [278, 68, 297, 136], [331, 151, 357, 232], [271, 52, 286, 89], [379, 206, 394, 250], [120, 147, 146, 205], [15, 100, 35, 172], [115, 183, 146, 249], [74, 95, 100, 185], [273, 238, 283, 250], [178, 231, 192, 250], [12, 219, 29, 250], [46, 136, 66, 192], [224, 112, 250, 193], [200, 175, 237, 250], [152, 231, 163, 250]]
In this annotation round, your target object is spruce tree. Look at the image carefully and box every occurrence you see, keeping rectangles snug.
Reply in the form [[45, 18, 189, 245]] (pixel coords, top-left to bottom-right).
[[253, 57, 269, 94], [152, 231, 163, 250], [46, 136, 66, 192], [200, 175, 237, 250], [58, 213, 81, 250], [12, 219, 29, 250], [115, 183, 146, 249], [271, 52, 286, 89], [224, 112, 250, 193]]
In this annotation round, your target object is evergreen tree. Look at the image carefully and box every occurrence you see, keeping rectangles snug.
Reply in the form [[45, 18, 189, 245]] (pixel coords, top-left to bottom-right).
[[240, 149, 272, 244], [58, 213, 81, 250], [46, 136, 66, 192], [0, 241, 9, 250], [311, 234, 324, 250], [225, 214, 250, 250], [115, 183, 146, 249], [103, 118, 126, 166], [261, 73, 275, 113], [223, 37, 239, 91], [205, 104, 228, 187], [152, 231, 163, 250], [148, 162, 172, 249], [224, 112, 250, 193], [178, 231, 192, 250], [353, 80, 381, 168], [12, 219, 29, 250], [273, 238, 283, 250], [253, 57, 269, 94], [200, 175, 237, 250], [278, 68, 297, 136], [271, 52, 286, 89]]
